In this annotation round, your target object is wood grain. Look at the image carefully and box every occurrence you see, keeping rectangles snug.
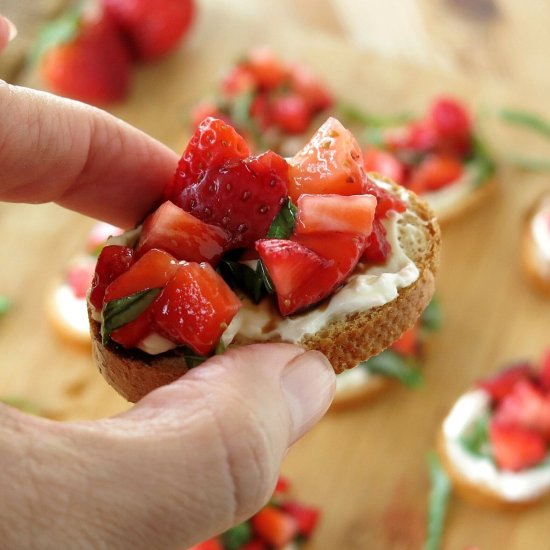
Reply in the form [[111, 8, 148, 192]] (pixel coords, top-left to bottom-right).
[[2, 0, 550, 548]]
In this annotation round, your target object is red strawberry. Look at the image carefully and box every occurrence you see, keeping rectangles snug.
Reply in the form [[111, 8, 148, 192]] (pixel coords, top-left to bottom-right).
[[390, 324, 420, 357], [151, 262, 241, 355], [167, 117, 250, 201], [190, 101, 225, 129], [221, 65, 256, 97], [476, 363, 533, 403], [101, 0, 195, 61], [363, 148, 406, 186], [90, 245, 134, 309], [385, 120, 438, 154], [240, 540, 268, 550], [280, 501, 321, 538], [274, 477, 291, 495], [428, 96, 471, 155], [110, 309, 152, 349], [270, 94, 311, 134], [289, 64, 333, 112], [251, 507, 299, 548], [407, 154, 463, 194], [67, 260, 96, 299], [39, 11, 132, 105], [295, 194, 376, 237], [489, 421, 548, 472], [245, 47, 288, 90], [288, 117, 366, 202], [493, 380, 550, 440], [172, 150, 289, 248], [104, 249, 178, 303], [540, 349, 550, 391], [256, 239, 341, 315], [187, 539, 224, 550], [362, 217, 390, 264], [363, 177, 406, 219], [136, 201, 230, 264]]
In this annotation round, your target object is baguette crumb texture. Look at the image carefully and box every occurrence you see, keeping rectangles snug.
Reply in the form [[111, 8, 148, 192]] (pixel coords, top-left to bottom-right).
[[90, 177, 440, 401], [437, 430, 547, 510]]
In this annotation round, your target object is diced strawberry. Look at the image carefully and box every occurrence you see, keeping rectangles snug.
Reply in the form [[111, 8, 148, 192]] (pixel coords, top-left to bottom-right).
[[493, 380, 550, 440], [385, 120, 438, 154], [489, 421, 548, 472], [104, 249, 178, 303], [390, 323, 420, 357], [190, 101, 225, 129], [362, 217, 390, 264], [136, 201, 230, 264], [172, 151, 289, 249], [363, 177, 406, 219], [110, 310, 152, 349], [90, 245, 135, 309], [256, 239, 338, 316], [151, 262, 241, 355], [240, 540, 268, 550], [221, 65, 256, 97], [295, 194, 376, 237], [289, 64, 333, 112], [251, 507, 299, 548], [246, 47, 288, 90], [167, 117, 250, 201], [86, 222, 123, 255], [280, 500, 321, 538], [407, 154, 463, 194], [250, 94, 272, 132], [540, 349, 550, 392], [476, 363, 533, 403], [288, 117, 366, 202], [67, 260, 96, 299], [428, 96, 471, 156], [187, 538, 224, 550], [293, 232, 364, 279], [274, 477, 291, 495], [363, 148, 406, 186], [270, 94, 311, 134]]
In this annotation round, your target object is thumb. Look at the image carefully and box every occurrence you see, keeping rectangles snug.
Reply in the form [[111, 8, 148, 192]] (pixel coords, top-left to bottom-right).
[[0, 15, 16, 52], [7, 344, 334, 550]]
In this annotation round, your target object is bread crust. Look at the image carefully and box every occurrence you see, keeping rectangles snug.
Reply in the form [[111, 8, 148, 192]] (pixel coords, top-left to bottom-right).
[[90, 178, 440, 402], [436, 430, 547, 510]]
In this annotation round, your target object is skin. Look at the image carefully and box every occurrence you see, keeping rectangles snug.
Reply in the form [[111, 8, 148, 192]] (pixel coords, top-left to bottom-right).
[[0, 18, 335, 549]]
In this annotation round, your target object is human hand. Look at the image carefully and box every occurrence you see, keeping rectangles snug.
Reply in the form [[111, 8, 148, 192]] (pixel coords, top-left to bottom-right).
[[0, 82, 335, 549], [0, 14, 16, 53]]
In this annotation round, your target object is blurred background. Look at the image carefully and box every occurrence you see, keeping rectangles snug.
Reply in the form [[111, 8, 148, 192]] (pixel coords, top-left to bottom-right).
[[1, 0, 550, 548]]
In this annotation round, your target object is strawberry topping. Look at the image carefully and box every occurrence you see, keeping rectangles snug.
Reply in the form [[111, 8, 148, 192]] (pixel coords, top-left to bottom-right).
[[250, 507, 299, 548]]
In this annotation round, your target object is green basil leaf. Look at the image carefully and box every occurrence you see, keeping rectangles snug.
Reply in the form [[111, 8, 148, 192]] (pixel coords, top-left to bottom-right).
[[421, 298, 443, 332], [101, 288, 162, 345], [459, 413, 491, 459], [467, 134, 495, 187], [183, 353, 207, 368], [0, 296, 11, 317], [337, 101, 414, 128], [361, 350, 423, 388], [221, 522, 252, 550], [266, 199, 298, 239], [506, 155, 550, 172], [499, 107, 550, 140], [218, 260, 266, 303], [256, 259, 275, 294], [423, 452, 452, 550]]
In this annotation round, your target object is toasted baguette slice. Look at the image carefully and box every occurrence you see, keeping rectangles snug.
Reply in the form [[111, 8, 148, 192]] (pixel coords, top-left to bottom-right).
[[521, 192, 550, 296], [90, 177, 440, 402]]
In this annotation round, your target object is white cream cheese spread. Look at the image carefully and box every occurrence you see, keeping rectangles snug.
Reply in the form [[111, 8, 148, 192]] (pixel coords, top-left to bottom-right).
[[54, 284, 91, 337], [531, 197, 550, 279], [335, 365, 375, 395], [443, 389, 550, 501]]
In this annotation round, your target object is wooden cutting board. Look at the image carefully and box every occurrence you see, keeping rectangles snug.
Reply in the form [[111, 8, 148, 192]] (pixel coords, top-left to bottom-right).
[[3, 1, 550, 548]]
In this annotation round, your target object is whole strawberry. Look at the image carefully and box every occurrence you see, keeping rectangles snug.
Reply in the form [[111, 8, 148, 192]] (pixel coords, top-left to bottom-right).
[[38, 10, 132, 105], [101, 0, 195, 61]]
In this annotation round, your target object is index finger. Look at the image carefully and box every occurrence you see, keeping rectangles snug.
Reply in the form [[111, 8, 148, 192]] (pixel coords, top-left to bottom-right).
[[0, 82, 179, 227]]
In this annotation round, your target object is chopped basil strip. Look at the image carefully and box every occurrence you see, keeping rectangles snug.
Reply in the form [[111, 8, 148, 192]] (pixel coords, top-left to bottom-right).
[[499, 107, 550, 140], [256, 259, 275, 294], [459, 413, 491, 459], [183, 353, 207, 368], [361, 350, 423, 388], [0, 296, 10, 317], [506, 155, 550, 172], [364, 127, 385, 148], [421, 298, 443, 332], [337, 101, 413, 127], [222, 522, 252, 550], [467, 134, 495, 187], [266, 198, 298, 239], [423, 452, 452, 550], [218, 260, 266, 303], [101, 288, 162, 345]]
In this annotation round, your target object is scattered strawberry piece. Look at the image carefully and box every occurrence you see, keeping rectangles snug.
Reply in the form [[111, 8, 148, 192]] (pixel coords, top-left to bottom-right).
[[67, 261, 96, 299], [540, 349, 550, 391], [167, 117, 250, 201], [104, 249, 178, 303], [280, 500, 321, 538], [407, 154, 464, 194], [289, 64, 334, 112], [136, 201, 230, 264], [110, 309, 152, 349], [295, 193, 376, 237], [187, 538, 224, 550], [249, 94, 272, 132], [40, 11, 132, 105], [221, 65, 256, 97], [101, 0, 195, 61], [390, 323, 420, 357], [90, 245, 134, 309], [256, 239, 338, 316], [172, 150, 289, 249], [428, 96, 471, 155], [363, 148, 406, 186], [151, 262, 241, 355], [250, 507, 299, 548], [489, 421, 548, 472], [240, 540, 268, 550], [288, 117, 366, 202], [363, 177, 406, 219], [493, 380, 550, 440], [386, 120, 438, 154], [246, 47, 288, 90], [190, 101, 225, 129], [476, 363, 533, 403], [362, 217, 391, 264], [270, 94, 311, 134], [274, 477, 291, 495]]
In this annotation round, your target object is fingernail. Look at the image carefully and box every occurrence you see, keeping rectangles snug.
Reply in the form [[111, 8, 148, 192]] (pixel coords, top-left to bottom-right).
[[2, 16, 17, 42], [280, 351, 335, 444]]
